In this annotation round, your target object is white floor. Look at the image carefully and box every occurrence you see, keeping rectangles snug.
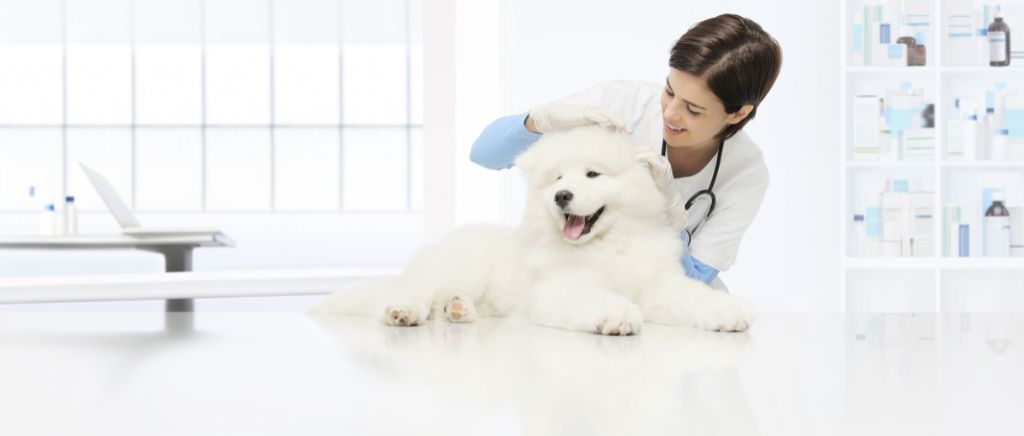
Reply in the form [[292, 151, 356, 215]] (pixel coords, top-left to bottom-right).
[[0, 311, 1021, 436]]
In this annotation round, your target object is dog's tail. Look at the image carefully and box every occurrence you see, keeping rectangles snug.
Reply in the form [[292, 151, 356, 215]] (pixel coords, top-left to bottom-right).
[[306, 278, 398, 316]]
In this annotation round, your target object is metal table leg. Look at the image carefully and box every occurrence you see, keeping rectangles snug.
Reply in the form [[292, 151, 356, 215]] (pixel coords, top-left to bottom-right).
[[140, 245, 196, 312], [165, 298, 194, 312]]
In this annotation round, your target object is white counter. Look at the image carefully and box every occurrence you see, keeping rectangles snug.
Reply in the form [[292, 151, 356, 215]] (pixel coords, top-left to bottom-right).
[[0, 267, 399, 304], [1, 312, 1022, 435]]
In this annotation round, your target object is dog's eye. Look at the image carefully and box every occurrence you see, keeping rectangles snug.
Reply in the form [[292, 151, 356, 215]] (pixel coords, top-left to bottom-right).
[[556, 175, 562, 181], [586, 171, 601, 178]]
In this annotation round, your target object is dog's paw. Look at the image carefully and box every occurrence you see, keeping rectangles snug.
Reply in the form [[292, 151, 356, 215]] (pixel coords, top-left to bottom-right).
[[689, 293, 754, 332], [442, 294, 477, 323], [594, 303, 644, 336], [383, 303, 428, 327]]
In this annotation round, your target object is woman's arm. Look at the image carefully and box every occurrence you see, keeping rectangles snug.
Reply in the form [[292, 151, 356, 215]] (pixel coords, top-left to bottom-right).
[[687, 169, 770, 274], [680, 231, 719, 284], [470, 81, 652, 170], [683, 251, 720, 284], [469, 112, 543, 170]]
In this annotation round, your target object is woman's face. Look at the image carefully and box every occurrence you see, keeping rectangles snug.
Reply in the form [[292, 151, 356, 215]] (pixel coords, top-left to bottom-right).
[[660, 68, 749, 151]]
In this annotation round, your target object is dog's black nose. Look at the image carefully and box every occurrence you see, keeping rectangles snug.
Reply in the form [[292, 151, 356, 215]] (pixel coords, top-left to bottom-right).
[[554, 190, 573, 208]]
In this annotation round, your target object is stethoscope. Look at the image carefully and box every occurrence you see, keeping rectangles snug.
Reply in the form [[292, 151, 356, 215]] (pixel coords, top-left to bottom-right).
[[660, 138, 724, 242]]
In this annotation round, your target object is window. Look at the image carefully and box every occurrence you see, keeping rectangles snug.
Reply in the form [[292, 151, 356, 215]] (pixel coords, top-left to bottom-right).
[[0, 0, 422, 214]]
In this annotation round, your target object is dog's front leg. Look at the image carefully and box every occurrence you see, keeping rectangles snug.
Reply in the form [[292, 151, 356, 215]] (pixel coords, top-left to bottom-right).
[[637, 272, 754, 332], [523, 271, 643, 336]]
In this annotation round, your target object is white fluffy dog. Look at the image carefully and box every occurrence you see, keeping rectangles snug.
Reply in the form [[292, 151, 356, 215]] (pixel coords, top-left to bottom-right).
[[309, 127, 754, 334]]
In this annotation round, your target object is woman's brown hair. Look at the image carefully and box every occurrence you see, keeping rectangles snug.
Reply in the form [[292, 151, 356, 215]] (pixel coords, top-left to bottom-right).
[[670, 14, 782, 141]]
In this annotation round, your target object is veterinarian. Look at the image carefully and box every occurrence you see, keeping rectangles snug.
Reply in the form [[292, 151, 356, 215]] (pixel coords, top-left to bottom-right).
[[469, 14, 782, 291]]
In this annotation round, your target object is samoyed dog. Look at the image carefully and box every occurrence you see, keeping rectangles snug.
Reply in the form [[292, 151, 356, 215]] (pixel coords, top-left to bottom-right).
[[309, 126, 753, 334]]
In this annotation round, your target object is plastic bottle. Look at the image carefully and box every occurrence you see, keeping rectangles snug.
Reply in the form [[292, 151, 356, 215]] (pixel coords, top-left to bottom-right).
[[62, 196, 78, 235], [947, 98, 964, 160], [914, 42, 927, 67], [989, 5, 1011, 67], [1011, 207, 1024, 257], [921, 103, 935, 127], [39, 203, 56, 236], [865, 195, 883, 256], [853, 214, 867, 256], [976, 19, 991, 66], [981, 92, 995, 160], [959, 224, 970, 257], [991, 129, 1009, 161], [995, 82, 1009, 129], [964, 113, 978, 161], [984, 191, 1011, 257], [28, 185, 39, 210]]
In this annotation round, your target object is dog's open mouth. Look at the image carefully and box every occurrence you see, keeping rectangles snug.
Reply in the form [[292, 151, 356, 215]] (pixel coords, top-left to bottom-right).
[[562, 206, 605, 241]]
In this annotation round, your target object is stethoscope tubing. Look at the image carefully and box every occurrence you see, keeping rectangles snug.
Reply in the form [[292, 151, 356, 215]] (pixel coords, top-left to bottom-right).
[[660, 138, 723, 219]]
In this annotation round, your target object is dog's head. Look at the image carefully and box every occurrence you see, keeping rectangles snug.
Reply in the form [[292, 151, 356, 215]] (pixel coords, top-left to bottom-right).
[[515, 126, 684, 245]]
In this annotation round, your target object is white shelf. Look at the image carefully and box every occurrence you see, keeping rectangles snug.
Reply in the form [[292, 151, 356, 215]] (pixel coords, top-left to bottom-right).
[[844, 66, 1023, 75], [843, 257, 938, 270], [843, 65, 1024, 74], [939, 66, 1024, 73], [939, 257, 1024, 270], [844, 256, 1024, 270], [940, 161, 1024, 169], [844, 66, 935, 73], [840, 0, 1024, 313], [845, 161, 936, 168], [843, 161, 1024, 170]]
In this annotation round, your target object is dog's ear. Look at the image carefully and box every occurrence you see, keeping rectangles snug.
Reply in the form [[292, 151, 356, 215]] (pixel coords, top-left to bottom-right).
[[634, 149, 673, 188], [514, 144, 541, 174], [635, 147, 688, 232]]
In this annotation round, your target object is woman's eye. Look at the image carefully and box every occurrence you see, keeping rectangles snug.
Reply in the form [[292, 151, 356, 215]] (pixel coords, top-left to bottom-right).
[[688, 108, 700, 116], [586, 171, 601, 178]]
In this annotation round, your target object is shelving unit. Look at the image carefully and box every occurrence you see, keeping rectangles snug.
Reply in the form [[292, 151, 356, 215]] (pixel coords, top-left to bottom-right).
[[840, 0, 1024, 313], [940, 161, 1024, 168]]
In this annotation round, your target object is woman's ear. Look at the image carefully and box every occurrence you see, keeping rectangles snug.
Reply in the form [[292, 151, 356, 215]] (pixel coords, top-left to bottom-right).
[[726, 104, 754, 125]]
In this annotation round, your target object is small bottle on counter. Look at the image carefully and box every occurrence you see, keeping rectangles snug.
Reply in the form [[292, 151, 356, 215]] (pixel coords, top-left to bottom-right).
[[39, 203, 56, 236], [63, 195, 78, 235]]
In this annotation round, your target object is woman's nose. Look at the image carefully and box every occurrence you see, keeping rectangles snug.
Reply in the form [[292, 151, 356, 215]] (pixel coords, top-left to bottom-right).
[[662, 103, 683, 124]]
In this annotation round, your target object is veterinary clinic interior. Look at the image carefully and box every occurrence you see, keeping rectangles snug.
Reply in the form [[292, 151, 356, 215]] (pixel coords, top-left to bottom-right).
[[1, 0, 1023, 435]]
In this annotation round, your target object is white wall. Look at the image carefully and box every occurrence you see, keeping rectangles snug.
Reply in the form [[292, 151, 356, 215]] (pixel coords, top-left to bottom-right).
[[424, 0, 506, 238], [0, 1, 842, 313], [494, 0, 842, 311]]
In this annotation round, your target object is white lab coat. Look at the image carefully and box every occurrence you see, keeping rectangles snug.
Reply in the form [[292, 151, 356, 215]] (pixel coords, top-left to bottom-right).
[[550, 80, 770, 286]]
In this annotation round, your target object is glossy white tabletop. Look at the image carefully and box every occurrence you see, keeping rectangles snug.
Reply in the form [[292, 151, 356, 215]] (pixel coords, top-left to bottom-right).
[[0, 233, 233, 248], [0, 312, 1021, 436]]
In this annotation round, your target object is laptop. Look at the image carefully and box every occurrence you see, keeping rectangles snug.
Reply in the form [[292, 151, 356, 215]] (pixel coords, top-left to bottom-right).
[[79, 163, 222, 236]]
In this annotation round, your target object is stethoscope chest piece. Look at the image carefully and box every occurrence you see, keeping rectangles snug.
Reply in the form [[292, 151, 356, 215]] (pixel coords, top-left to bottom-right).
[[661, 138, 724, 239]]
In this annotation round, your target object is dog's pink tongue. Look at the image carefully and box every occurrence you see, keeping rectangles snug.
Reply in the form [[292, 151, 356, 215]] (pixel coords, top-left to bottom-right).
[[562, 215, 586, 240]]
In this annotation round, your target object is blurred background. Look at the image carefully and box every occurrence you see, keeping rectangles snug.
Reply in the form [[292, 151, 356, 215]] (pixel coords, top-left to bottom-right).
[[1, 0, 1022, 314]]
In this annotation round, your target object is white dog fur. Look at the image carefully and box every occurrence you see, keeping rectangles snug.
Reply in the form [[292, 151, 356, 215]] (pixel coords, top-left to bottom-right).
[[309, 126, 754, 335]]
